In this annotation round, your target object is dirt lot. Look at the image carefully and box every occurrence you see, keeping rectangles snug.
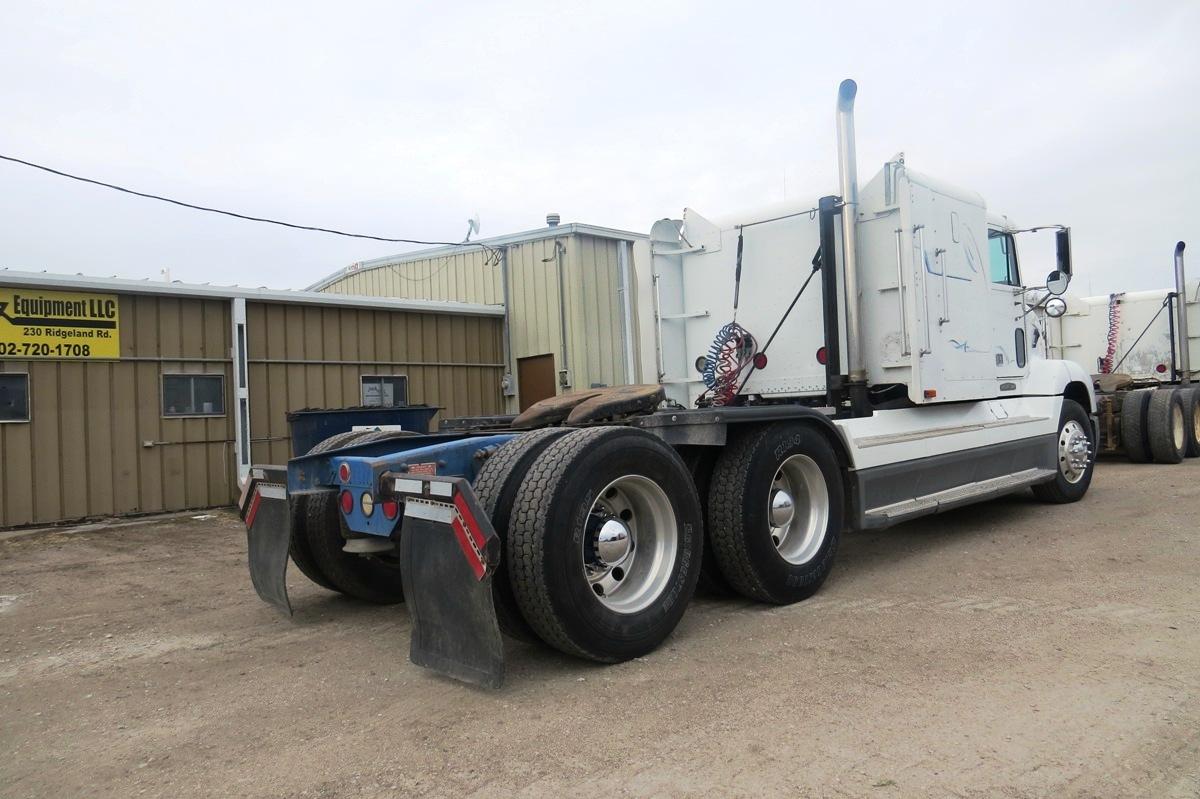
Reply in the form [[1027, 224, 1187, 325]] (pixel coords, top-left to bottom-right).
[[1, 460, 1198, 798]]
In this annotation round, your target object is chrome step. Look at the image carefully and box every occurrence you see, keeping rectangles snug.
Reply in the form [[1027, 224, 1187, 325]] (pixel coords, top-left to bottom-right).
[[864, 467, 1057, 526]]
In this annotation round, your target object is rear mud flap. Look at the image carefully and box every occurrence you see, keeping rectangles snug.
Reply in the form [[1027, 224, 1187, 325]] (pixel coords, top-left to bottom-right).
[[393, 475, 505, 688], [238, 467, 292, 616]]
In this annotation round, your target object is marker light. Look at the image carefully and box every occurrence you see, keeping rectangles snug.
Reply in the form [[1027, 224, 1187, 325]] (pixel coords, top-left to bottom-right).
[[338, 462, 351, 482], [815, 346, 828, 365], [752, 352, 769, 370], [339, 490, 353, 514], [1156, 363, 1168, 374], [382, 499, 399, 520]]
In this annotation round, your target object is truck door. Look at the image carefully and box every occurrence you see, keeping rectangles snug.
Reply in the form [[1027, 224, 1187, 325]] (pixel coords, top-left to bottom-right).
[[987, 230, 1028, 380]]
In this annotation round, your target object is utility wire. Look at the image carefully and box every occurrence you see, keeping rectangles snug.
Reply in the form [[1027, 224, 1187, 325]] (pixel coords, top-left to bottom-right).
[[0, 153, 500, 261]]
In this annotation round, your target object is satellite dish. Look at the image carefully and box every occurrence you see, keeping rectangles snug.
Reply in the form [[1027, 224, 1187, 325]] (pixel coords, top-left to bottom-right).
[[464, 214, 481, 242]]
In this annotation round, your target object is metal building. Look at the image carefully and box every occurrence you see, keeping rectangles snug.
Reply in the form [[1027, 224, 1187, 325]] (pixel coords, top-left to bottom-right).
[[0, 270, 504, 527], [310, 221, 652, 412]]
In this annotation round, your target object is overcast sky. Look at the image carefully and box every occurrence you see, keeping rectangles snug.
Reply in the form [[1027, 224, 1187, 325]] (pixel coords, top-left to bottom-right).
[[2, 1, 1197, 295]]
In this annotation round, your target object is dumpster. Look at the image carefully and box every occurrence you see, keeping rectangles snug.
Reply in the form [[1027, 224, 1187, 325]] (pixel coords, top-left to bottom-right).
[[286, 405, 440, 456]]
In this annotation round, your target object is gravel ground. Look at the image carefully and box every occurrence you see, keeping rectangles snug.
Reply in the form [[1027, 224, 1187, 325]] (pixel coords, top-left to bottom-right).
[[1, 459, 1197, 798]]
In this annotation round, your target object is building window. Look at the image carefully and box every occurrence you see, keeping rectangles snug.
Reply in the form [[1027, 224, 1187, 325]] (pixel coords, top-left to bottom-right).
[[360, 375, 408, 407], [0, 374, 30, 423], [162, 374, 226, 417]]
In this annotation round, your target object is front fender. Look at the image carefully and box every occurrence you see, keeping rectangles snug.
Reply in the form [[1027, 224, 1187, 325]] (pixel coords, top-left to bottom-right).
[[1025, 359, 1096, 412]]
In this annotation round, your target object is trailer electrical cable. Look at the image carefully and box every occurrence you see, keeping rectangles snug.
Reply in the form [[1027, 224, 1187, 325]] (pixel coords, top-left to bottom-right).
[[0, 153, 503, 265]]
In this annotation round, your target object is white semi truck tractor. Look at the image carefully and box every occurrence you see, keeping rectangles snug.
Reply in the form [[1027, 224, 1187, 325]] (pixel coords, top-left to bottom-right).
[[1039, 242, 1200, 463], [239, 80, 1098, 687]]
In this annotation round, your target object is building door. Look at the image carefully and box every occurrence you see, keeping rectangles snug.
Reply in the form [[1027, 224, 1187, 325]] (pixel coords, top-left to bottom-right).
[[517, 354, 557, 411]]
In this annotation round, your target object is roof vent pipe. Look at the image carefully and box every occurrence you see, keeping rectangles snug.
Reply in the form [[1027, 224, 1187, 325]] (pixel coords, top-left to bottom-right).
[[836, 79, 867, 386], [546, 213, 561, 227]]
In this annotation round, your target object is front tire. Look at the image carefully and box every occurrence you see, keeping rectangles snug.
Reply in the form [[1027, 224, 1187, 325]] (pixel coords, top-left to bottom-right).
[[707, 423, 843, 605], [507, 427, 702, 662], [1032, 399, 1095, 503]]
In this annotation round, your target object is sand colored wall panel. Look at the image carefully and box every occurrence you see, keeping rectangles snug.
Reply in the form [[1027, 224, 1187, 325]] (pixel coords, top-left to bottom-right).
[[245, 302, 504, 465], [0, 294, 234, 527], [1, 286, 503, 527], [316, 233, 637, 412]]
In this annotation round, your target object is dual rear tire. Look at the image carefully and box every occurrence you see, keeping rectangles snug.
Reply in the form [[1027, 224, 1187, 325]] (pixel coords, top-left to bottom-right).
[[483, 427, 703, 662], [1121, 388, 1196, 464], [476, 422, 843, 661]]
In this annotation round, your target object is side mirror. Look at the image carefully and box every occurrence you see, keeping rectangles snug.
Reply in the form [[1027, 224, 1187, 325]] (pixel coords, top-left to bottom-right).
[[1046, 270, 1070, 295], [1055, 228, 1072, 276], [1045, 297, 1067, 318]]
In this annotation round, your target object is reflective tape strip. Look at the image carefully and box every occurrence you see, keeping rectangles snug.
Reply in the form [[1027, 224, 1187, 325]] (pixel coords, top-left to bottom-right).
[[450, 514, 486, 581], [429, 481, 453, 498], [453, 492, 487, 554], [245, 490, 263, 530], [403, 498, 454, 523], [393, 477, 424, 495], [258, 484, 287, 500]]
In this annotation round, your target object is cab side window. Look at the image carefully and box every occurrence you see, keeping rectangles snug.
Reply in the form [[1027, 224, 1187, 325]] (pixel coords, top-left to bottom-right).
[[987, 230, 1020, 286]]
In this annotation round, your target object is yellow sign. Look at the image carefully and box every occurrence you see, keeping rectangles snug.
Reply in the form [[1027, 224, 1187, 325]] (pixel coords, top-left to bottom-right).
[[0, 287, 121, 359]]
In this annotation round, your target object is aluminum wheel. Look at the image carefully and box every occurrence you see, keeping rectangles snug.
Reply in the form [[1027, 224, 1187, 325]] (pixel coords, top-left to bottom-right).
[[768, 454, 830, 565], [582, 475, 678, 614], [1058, 419, 1091, 484]]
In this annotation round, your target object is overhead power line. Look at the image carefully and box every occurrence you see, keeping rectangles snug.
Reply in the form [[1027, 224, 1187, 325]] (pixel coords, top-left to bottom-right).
[[0, 153, 499, 262]]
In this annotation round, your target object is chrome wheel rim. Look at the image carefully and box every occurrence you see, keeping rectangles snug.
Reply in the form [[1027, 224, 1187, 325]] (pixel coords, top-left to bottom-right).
[[582, 475, 677, 614], [1059, 419, 1091, 484], [1172, 404, 1185, 451], [768, 454, 829, 565]]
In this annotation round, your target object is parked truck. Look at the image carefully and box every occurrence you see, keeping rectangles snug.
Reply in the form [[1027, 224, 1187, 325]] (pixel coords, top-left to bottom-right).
[[240, 80, 1099, 687], [1040, 243, 1199, 463]]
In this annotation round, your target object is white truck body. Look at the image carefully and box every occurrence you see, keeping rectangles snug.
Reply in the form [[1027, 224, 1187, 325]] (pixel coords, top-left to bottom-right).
[[1046, 282, 1200, 380], [643, 152, 1093, 501]]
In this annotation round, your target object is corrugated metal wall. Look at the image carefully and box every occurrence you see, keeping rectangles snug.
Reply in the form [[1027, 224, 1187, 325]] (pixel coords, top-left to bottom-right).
[[322, 250, 503, 304], [317, 233, 637, 410], [246, 302, 505, 464], [0, 294, 234, 527], [0, 291, 505, 528]]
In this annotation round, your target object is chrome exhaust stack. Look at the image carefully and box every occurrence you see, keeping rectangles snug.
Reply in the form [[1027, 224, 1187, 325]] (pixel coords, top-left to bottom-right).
[[1175, 241, 1190, 384], [836, 79, 870, 412]]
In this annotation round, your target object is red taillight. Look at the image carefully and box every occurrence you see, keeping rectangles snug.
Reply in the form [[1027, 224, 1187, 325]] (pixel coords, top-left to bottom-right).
[[752, 352, 768, 370], [339, 490, 353, 514], [338, 462, 351, 482], [816, 346, 828, 365], [1156, 363, 1168, 373], [382, 499, 399, 520]]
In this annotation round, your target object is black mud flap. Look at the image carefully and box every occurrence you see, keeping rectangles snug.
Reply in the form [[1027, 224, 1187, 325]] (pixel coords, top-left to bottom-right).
[[238, 466, 293, 617], [392, 474, 505, 688]]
